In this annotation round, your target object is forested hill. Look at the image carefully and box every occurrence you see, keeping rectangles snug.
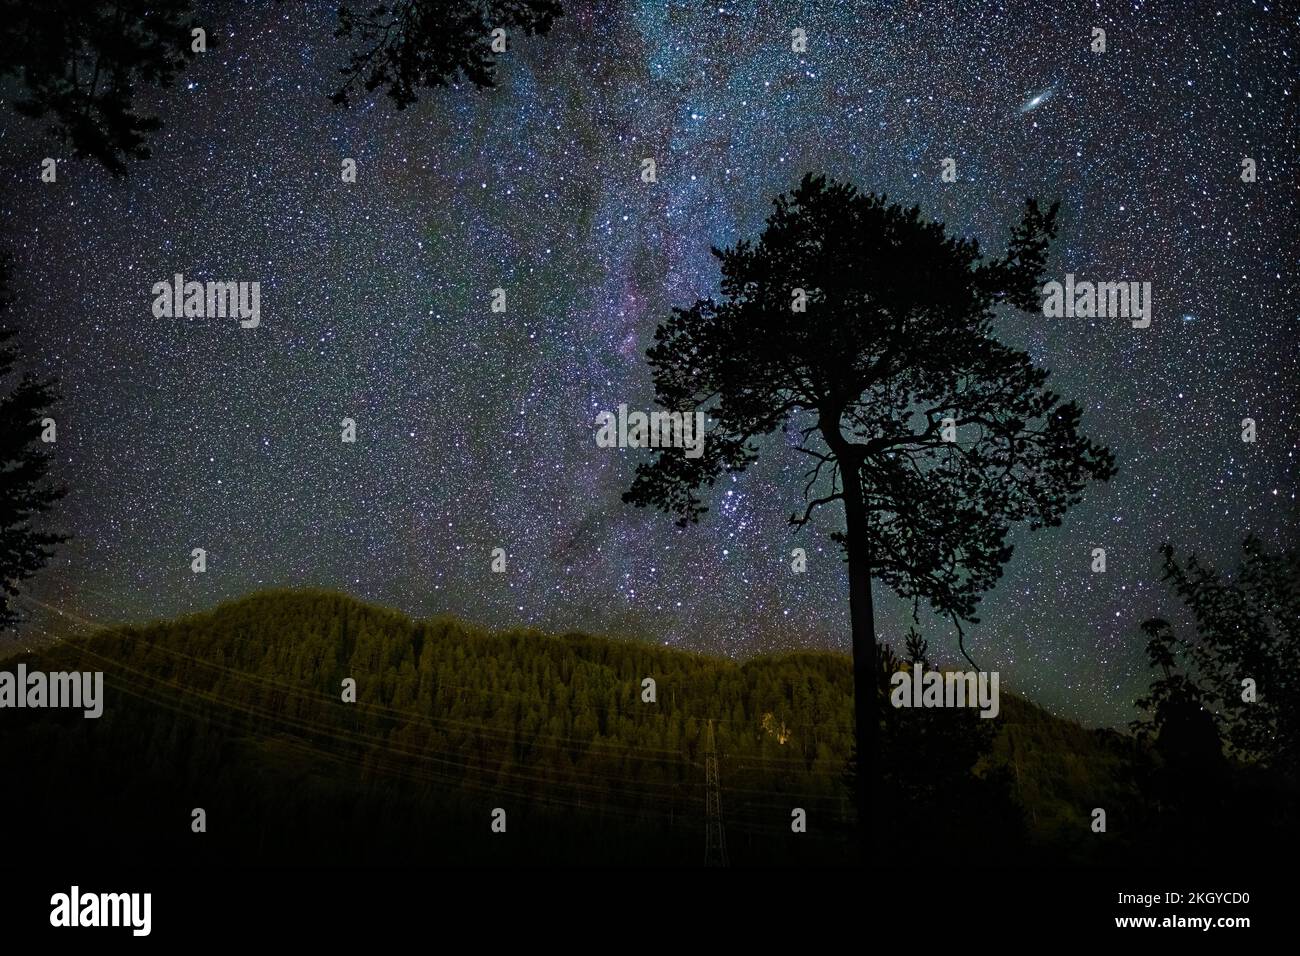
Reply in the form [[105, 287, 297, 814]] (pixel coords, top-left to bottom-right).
[[0, 589, 1139, 865]]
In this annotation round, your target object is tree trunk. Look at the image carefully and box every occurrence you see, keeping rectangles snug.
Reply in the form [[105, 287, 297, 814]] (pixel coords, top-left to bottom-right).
[[838, 452, 875, 864]]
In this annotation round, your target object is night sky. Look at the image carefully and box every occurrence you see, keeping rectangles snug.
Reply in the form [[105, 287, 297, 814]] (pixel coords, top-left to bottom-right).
[[0, 0, 1295, 727]]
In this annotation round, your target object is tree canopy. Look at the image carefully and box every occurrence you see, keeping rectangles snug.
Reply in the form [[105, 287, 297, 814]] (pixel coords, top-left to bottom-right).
[[1135, 536, 1299, 777], [331, 0, 564, 108], [625, 173, 1116, 653], [0, 0, 205, 175]]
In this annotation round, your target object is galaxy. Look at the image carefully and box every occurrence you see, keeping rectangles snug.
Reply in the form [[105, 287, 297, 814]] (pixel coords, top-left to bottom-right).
[[0, 0, 1295, 728], [1019, 83, 1057, 113]]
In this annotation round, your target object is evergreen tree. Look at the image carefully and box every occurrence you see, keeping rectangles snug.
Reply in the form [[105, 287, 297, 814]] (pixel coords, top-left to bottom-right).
[[623, 173, 1117, 851], [0, 254, 68, 630]]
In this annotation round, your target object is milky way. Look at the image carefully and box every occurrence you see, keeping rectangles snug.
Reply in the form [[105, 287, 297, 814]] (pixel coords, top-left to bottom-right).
[[0, 0, 1295, 726]]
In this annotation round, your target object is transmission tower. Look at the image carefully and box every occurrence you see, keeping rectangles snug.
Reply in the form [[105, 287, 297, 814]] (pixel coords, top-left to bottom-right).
[[703, 719, 729, 867]]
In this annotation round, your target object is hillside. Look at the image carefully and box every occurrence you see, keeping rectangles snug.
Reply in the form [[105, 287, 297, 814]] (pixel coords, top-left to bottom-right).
[[0, 589, 1147, 865]]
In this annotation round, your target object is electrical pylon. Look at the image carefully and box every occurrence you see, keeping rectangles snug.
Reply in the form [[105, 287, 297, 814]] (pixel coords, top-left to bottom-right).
[[703, 719, 729, 866]]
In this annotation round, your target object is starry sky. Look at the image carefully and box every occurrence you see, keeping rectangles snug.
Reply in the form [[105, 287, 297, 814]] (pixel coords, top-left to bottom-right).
[[0, 0, 1295, 726]]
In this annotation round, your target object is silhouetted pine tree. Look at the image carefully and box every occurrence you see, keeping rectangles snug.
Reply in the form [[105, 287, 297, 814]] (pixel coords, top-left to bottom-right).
[[624, 173, 1117, 854]]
